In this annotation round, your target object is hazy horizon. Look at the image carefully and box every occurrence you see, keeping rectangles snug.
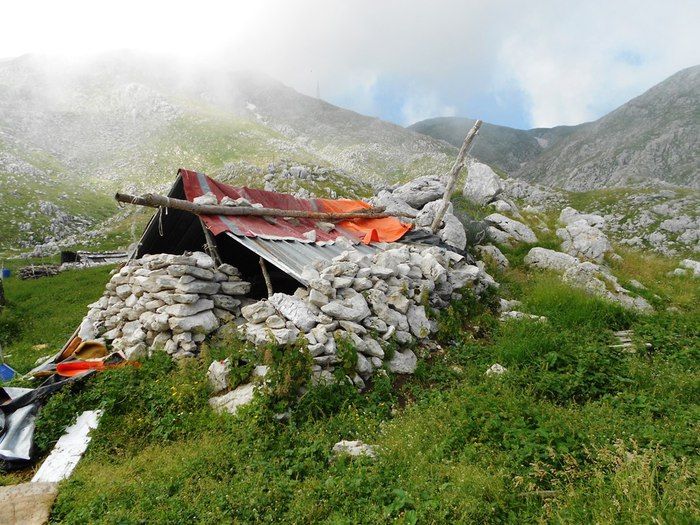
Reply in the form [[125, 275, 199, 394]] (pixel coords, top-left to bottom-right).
[[3, 1, 700, 128]]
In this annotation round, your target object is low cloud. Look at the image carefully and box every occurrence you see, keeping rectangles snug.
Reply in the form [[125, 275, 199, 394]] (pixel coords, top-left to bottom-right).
[[3, 0, 699, 128], [400, 91, 457, 126]]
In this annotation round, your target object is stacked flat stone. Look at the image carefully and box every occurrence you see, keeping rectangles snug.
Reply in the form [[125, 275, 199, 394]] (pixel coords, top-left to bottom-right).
[[240, 244, 496, 388], [78, 251, 250, 359]]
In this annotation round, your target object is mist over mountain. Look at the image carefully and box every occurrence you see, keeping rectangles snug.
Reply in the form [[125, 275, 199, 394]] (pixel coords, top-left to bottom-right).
[[410, 66, 700, 190], [1, 53, 698, 253], [0, 53, 454, 251]]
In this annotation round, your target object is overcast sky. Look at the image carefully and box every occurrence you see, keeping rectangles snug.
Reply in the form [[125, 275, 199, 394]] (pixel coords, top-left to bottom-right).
[[3, 1, 699, 128]]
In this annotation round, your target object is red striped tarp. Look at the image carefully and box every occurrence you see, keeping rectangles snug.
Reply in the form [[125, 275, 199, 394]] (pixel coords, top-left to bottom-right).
[[179, 169, 411, 244]]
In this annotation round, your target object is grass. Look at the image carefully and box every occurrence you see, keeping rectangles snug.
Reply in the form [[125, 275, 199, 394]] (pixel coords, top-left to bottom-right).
[[0, 243, 696, 523], [0, 265, 113, 372]]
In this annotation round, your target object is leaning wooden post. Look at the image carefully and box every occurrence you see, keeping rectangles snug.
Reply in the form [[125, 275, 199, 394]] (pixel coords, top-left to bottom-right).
[[430, 119, 482, 233], [199, 218, 222, 266], [259, 257, 274, 297]]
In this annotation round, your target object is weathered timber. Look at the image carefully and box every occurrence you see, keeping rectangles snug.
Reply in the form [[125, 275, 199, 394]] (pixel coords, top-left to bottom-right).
[[116, 193, 416, 220], [199, 218, 222, 266], [430, 119, 482, 233], [259, 257, 274, 297]]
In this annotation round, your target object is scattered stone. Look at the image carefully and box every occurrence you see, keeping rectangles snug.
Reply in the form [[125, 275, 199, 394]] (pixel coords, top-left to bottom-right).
[[387, 349, 417, 374], [209, 383, 256, 415], [331, 440, 377, 458], [485, 363, 507, 376]]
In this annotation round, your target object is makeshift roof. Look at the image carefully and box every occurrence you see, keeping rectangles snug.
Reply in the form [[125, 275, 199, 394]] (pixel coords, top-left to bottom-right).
[[136, 169, 459, 295], [179, 169, 411, 244]]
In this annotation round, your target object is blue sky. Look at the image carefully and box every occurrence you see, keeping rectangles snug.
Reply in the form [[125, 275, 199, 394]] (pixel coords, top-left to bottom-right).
[[3, 0, 699, 129]]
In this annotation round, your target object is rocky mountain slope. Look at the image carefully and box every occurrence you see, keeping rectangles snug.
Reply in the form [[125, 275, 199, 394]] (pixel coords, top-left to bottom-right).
[[410, 65, 700, 190], [0, 53, 454, 253]]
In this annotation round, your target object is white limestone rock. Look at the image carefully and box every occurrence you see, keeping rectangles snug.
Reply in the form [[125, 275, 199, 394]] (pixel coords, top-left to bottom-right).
[[331, 440, 377, 458], [209, 383, 256, 415], [477, 245, 509, 271], [484, 213, 538, 244], [557, 219, 612, 262], [163, 298, 214, 318], [462, 161, 504, 206], [407, 304, 431, 338], [392, 175, 445, 209], [269, 293, 318, 331], [168, 310, 220, 334], [207, 358, 231, 394], [485, 363, 507, 376], [524, 247, 579, 272], [387, 349, 417, 374], [320, 290, 371, 322], [241, 302, 275, 325]]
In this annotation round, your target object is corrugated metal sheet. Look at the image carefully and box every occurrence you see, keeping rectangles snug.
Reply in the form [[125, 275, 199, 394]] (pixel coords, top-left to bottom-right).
[[226, 232, 378, 285]]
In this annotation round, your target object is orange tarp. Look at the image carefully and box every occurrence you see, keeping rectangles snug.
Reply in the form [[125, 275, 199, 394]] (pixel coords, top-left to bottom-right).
[[317, 198, 412, 244]]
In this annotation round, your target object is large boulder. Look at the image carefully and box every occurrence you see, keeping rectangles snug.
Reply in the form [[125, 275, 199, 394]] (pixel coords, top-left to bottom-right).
[[484, 213, 537, 244], [557, 219, 612, 262], [462, 162, 503, 206], [392, 176, 445, 209], [524, 247, 579, 272], [414, 201, 467, 250]]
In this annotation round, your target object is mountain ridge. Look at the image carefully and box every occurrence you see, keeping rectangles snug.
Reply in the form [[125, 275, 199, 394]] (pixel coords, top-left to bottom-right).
[[409, 65, 700, 190]]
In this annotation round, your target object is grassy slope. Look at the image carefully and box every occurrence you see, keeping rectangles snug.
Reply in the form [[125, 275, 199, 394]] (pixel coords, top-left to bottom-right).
[[0, 240, 697, 523]]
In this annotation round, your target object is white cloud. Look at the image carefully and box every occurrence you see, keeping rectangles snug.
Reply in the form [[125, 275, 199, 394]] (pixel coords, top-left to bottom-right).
[[496, 1, 700, 127], [400, 91, 457, 126], [2, 0, 699, 128]]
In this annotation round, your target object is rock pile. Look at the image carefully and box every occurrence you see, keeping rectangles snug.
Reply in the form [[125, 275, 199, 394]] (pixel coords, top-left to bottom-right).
[[556, 214, 613, 263], [370, 175, 467, 250], [239, 244, 496, 388], [77, 252, 251, 359]]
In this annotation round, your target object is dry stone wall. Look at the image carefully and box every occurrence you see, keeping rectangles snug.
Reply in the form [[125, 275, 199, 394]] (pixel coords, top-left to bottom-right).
[[239, 244, 496, 388], [78, 252, 251, 359]]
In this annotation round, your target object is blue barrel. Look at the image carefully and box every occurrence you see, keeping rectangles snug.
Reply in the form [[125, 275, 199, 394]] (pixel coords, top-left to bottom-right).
[[1, 268, 9, 279]]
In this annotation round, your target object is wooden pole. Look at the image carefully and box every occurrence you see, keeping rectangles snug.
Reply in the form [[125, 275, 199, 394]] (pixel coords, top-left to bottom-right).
[[199, 218, 222, 266], [115, 193, 416, 221], [259, 257, 273, 297], [430, 119, 482, 233]]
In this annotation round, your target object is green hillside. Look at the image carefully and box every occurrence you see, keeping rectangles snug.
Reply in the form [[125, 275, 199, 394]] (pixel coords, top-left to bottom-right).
[[0, 237, 697, 523]]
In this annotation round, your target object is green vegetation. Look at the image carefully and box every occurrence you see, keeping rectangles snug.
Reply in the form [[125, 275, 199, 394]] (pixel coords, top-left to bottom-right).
[[0, 245, 696, 523]]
